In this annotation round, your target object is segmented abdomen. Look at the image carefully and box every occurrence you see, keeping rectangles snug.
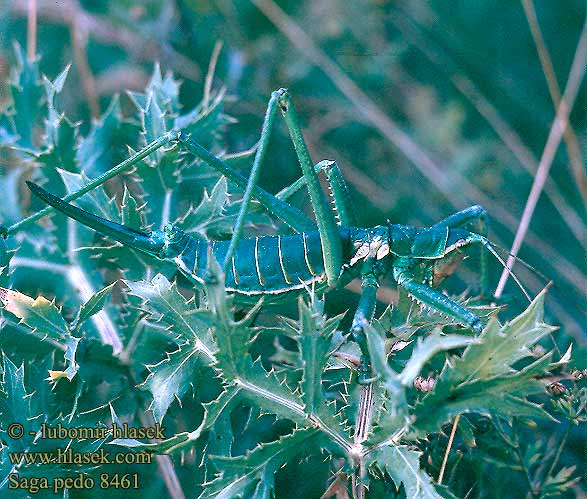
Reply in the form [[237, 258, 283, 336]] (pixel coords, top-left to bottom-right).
[[174, 229, 350, 299]]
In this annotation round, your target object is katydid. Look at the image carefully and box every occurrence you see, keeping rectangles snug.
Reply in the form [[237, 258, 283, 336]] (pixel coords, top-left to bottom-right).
[[25, 88, 528, 383]]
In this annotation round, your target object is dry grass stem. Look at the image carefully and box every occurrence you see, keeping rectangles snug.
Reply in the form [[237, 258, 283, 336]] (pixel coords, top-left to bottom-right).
[[203, 40, 224, 112], [495, 20, 587, 298], [66, 0, 99, 117], [26, 0, 37, 61], [438, 414, 460, 484], [521, 0, 587, 207]]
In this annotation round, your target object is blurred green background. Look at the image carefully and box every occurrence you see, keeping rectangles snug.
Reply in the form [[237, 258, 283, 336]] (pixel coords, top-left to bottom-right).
[[0, 1, 585, 496]]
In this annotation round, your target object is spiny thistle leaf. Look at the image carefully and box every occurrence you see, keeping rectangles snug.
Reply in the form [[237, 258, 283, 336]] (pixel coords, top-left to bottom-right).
[[47, 334, 81, 382], [0, 354, 39, 451], [411, 289, 558, 435], [121, 185, 146, 229], [296, 295, 345, 420], [59, 169, 119, 222], [0, 112, 17, 146], [0, 287, 69, 342], [75, 97, 124, 177], [178, 176, 233, 238], [124, 273, 215, 355], [132, 87, 184, 225], [8, 45, 43, 150], [451, 288, 556, 381], [142, 343, 211, 423], [37, 64, 78, 174], [174, 88, 233, 149], [110, 427, 202, 454], [72, 282, 116, 330], [372, 445, 451, 499], [0, 170, 22, 225], [206, 387, 241, 456], [0, 287, 85, 382], [204, 257, 254, 380], [364, 320, 402, 401], [128, 64, 182, 121], [203, 428, 320, 499], [240, 357, 306, 424], [369, 328, 478, 444], [299, 296, 331, 411], [397, 329, 479, 387], [109, 388, 239, 453], [202, 259, 307, 423], [107, 405, 169, 451]]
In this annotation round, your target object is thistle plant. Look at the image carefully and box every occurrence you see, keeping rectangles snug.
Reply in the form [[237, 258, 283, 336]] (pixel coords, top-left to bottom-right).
[[0, 52, 583, 499]]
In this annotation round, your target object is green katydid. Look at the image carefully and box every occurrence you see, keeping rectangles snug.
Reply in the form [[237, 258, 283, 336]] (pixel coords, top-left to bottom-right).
[[22, 88, 530, 383]]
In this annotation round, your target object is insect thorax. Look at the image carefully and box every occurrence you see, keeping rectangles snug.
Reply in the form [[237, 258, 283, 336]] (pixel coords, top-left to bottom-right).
[[348, 225, 391, 267]]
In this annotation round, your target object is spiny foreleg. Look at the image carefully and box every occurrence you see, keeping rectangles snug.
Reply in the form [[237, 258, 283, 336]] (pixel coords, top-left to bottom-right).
[[395, 269, 484, 333]]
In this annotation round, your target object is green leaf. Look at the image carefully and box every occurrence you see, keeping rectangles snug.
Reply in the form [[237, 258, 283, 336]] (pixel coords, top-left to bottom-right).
[[204, 257, 254, 380], [0, 287, 69, 343], [109, 388, 240, 453], [178, 176, 233, 238], [128, 64, 181, 119], [59, 169, 120, 222], [121, 185, 146, 229], [47, 335, 82, 382], [174, 88, 233, 148], [124, 273, 216, 357], [203, 428, 319, 499], [372, 445, 449, 499], [454, 289, 556, 382], [110, 428, 201, 454], [411, 289, 558, 435], [0, 169, 22, 227], [73, 282, 116, 330], [0, 354, 38, 451], [0, 113, 17, 146], [9, 45, 43, 149], [364, 320, 403, 401], [75, 97, 123, 177], [240, 358, 306, 424], [198, 260, 309, 423], [37, 64, 78, 173], [297, 295, 342, 415], [398, 329, 478, 387], [132, 105, 182, 226], [540, 465, 580, 496], [142, 343, 210, 423]]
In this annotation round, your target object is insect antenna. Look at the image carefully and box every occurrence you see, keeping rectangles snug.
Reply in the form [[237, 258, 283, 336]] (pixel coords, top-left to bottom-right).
[[490, 242, 587, 319], [482, 241, 532, 302], [488, 242, 551, 283]]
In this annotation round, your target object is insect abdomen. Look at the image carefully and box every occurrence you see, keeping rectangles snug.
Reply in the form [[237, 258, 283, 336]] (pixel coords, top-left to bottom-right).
[[176, 230, 341, 296]]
